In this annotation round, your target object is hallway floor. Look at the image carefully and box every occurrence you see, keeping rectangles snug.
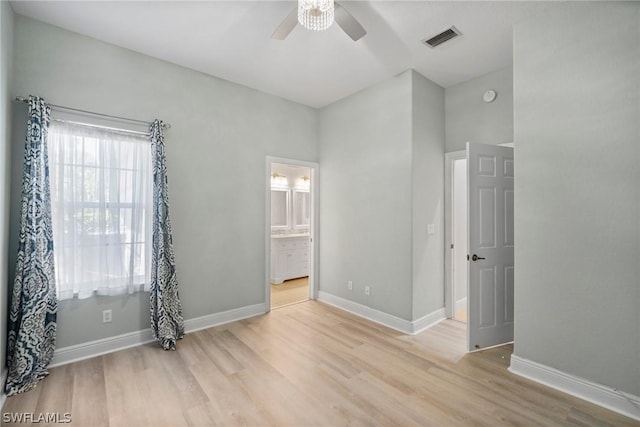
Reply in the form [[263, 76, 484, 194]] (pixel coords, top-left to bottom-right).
[[271, 277, 308, 309]]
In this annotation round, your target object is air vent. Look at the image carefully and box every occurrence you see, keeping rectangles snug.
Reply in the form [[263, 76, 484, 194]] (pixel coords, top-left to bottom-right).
[[423, 26, 461, 48]]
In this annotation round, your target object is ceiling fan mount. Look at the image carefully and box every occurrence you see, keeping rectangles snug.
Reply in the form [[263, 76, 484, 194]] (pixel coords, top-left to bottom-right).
[[272, 1, 367, 42]]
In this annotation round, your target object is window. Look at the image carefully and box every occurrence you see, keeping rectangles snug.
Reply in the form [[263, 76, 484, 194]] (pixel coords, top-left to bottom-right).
[[48, 121, 152, 300]]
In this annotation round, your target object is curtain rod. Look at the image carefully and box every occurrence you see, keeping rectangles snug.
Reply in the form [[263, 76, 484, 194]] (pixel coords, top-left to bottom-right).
[[14, 96, 171, 129], [52, 118, 152, 137]]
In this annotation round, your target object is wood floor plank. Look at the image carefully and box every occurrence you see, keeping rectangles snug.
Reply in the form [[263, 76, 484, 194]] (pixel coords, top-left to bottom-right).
[[151, 339, 210, 412], [103, 349, 151, 427], [2, 300, 637, 427], [189, 360, 265, 427], [69, 357, 109, 427], [198, 329, 246, 375], [270, 277, 309, 309], [2, 378, 42, 426], [132, 364, 189, 427], [313, 361, 427, 427], [427, 364, 563, 426], [32, 364, 73, 426]]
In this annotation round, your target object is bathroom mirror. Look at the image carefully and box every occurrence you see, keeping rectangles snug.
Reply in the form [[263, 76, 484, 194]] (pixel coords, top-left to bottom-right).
[[271, 189, 290, 229], [293, 189, 310, 228]]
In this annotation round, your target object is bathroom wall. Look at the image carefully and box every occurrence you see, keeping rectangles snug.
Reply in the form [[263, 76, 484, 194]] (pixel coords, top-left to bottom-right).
[[271, 163, 311, 192], [270, 163, 311, 235]]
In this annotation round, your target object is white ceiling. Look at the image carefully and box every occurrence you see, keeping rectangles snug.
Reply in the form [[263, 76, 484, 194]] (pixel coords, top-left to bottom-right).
[[10, 1, 561, 108]]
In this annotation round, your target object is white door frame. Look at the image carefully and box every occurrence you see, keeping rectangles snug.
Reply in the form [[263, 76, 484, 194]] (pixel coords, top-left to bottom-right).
[[444, 150, 466, 319], [265, 156, 319, 311], [445, 143, 515, 345]]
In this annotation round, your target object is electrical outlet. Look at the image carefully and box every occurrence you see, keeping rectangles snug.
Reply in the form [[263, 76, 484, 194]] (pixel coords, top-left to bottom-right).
[[347, 280, 353, 291], [102, 309, 112, 323], [364, 286, 371, 296]]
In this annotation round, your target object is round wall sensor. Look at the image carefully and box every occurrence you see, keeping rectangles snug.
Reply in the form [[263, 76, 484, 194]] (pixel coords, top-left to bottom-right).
[[483, 90, 497, 103]]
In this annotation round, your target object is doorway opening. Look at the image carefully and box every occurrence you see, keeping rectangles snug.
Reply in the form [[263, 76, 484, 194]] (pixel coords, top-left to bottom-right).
[[265, 157, 318, 310], [445, 143, 515, 352], [452, 157, 468, 323], [445, 151, 468, 325]]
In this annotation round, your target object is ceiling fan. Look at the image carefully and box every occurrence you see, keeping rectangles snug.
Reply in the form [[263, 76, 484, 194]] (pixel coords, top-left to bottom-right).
[[272, 1, 367, 42]]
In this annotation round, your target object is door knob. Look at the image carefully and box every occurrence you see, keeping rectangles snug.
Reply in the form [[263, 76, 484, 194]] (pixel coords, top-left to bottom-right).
[[471, 254, 485, 261]]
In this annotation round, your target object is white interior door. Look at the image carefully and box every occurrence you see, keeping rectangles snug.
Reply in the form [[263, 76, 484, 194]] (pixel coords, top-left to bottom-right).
[[467, 142, 514, 351]]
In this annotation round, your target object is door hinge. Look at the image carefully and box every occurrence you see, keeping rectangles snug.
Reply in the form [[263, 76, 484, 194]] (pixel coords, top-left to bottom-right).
[[450, 244, 454, 249], [467, 254, 469, 261]]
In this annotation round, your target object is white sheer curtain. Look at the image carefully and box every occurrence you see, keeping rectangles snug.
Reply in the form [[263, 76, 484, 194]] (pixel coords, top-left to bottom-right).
[[48, 121, 152, 300]]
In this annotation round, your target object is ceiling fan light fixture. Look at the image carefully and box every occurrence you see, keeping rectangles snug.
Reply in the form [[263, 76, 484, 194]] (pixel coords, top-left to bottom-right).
[[298, 0, 335, 31]]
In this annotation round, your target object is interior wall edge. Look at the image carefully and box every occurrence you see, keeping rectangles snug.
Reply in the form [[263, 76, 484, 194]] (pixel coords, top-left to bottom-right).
[[318, 291, 445, 335]]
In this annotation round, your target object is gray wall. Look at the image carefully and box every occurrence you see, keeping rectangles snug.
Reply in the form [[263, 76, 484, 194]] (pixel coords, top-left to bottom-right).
[[0, 0, 14, 369], [445, 66, 513, 152], [411, 71, 445, 319], [513, 2, 640, 396], [319, 71, 414, 320], [10, 16, 318, 348], [318, 70, 445, 321]]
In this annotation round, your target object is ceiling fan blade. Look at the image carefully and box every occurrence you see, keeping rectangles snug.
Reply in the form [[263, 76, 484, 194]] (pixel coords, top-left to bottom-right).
[[335, 2, 366, 41], [272, 7, 298, 40]]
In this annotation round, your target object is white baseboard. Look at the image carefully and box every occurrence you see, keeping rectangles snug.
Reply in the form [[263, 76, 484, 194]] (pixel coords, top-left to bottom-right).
[[183, 303, 267, 333], [0, 368, 7, 410], [455, 297, 467, 312], [50, 328, 156, 368], [50, 303, 267, 368], [411, 307, 447, 334], [317, 291, 445, 335], [509, 355, 640, 422]]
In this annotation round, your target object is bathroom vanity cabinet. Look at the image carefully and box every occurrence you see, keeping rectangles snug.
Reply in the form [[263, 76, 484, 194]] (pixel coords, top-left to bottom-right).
[[270, 235, 309, 284]]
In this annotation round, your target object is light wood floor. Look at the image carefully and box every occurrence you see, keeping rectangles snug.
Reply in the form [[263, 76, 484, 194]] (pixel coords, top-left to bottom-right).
[[270, 277, 309, 309], [3, 301, 637, 427]]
